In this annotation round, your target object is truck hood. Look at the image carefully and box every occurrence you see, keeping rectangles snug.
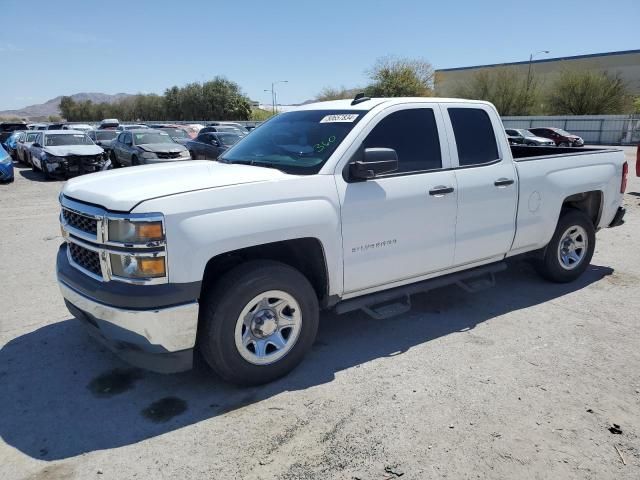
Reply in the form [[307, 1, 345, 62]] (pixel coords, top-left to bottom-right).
[[62, 160, 289, 212], [44, 144, 104, 157]]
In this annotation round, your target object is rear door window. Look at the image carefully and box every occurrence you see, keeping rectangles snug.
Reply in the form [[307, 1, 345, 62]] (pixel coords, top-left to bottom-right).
[[448, 108, 499, 166]]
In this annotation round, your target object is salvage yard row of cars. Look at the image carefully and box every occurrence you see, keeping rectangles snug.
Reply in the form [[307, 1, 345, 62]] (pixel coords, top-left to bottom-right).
[[0, 119, 252, 181], [1, 117, 584, 183]]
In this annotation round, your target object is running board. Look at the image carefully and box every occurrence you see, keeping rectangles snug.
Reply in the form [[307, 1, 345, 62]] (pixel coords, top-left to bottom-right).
[[335, 262, 507, 317]]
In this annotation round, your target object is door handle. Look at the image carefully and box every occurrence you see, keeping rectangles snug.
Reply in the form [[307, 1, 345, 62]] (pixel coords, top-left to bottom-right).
[[429, 185, 455, 196], [494, 178, 515, 187]]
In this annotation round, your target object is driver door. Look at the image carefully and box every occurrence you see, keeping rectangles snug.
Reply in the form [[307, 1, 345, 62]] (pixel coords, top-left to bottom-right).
[[336, 105, 457, 294]]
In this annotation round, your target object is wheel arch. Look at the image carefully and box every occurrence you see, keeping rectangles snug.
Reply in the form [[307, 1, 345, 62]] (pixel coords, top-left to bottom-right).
[[561, 190, 603, 227], [200, 237, 331, 307]]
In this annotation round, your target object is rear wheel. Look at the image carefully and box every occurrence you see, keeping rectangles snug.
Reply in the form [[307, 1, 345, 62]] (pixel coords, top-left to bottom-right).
[[535, 209, 595, 283], [199, 260, 319, 386]]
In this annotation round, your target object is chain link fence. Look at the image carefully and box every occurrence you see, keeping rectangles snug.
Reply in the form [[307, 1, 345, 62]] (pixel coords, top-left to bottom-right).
[[502, 115, 640, 145]]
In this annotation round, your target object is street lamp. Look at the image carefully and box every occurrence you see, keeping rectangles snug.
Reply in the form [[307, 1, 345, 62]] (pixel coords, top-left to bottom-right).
[[526, 50, 550, 91], [265, 80, 288, 114]]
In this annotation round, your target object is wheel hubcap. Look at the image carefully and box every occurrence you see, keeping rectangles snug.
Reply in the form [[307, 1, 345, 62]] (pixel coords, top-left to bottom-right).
[[557, 225, 588, 270], [235, 290, 302, 365]]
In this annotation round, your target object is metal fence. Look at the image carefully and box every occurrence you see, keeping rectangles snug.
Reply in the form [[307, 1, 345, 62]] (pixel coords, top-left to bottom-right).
[[501, 114, 640, 145]]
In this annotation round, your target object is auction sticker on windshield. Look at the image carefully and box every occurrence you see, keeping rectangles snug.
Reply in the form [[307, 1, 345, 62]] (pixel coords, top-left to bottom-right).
[[320, 114, 359, 123]]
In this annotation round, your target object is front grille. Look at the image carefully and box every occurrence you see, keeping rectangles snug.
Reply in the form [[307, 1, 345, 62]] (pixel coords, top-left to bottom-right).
[[156, 151, 182, 159], [69, 243, 102, 277], [63, 209, 98, 236]]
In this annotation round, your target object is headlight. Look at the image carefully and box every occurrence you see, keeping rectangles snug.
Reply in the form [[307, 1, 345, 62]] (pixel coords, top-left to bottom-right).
[[110, 254, 166, 279], [141, 151, 157, 159], [108, 218, 164, 244], [179, 150, 190, 158]]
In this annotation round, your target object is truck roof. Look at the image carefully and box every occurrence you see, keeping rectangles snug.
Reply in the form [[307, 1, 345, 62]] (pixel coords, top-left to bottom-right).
[[296, 97, 494, 111]]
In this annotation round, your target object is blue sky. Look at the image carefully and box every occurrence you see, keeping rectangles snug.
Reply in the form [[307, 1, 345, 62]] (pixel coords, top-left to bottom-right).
[[1, 0, 638, 110]]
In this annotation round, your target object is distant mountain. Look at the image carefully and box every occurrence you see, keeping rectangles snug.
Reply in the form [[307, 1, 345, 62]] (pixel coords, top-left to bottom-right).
[[0, 92, 133, 120]]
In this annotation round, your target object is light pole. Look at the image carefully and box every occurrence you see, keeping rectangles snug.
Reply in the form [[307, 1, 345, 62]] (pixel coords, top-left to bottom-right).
[[526, 50, 550, 92], [265, 80, 288, 114]]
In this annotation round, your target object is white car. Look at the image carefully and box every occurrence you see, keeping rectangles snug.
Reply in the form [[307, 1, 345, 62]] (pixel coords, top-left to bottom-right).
[[56, 96, 627, 385], [29, 130, 107, 179]]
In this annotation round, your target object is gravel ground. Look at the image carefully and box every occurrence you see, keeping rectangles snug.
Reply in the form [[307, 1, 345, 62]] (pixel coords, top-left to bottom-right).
[[1, 148, 639, 480]]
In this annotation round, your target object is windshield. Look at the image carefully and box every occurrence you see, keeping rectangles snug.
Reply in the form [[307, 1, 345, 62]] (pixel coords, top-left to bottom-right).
[[96, 131, 118, 140], [521, 129, 536, 137], [134, 132, 175, 145], [217, 133, 242, 146], [552, 128, 572, 136], [45, 134, 93, 146], [219, 110, 365, 174], [161, 128, 189, 138]]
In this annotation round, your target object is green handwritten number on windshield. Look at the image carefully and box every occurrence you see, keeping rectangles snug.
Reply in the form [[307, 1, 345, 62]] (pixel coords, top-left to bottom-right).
[[314, 135, 337, 153]]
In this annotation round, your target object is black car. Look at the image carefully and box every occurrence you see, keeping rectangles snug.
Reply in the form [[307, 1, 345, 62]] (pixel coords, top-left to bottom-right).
[[185, 132, 242, 160], [0, 121, 28, 144], [87, 129, 119, 154], [505, 129, 556, 146]]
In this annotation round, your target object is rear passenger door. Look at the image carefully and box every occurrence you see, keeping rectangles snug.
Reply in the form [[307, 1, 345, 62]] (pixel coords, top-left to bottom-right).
[[441, 104, 518, 266], [337, 104, 458, 294]]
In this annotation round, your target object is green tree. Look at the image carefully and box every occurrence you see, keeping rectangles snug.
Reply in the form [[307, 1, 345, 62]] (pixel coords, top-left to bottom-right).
[[453, 67, 539, 115], [633, 96, 640, 113], [251, 108, 276, 121], [364, 56, 434, 97], [547, 70, 629, 115], [316, 86, 361, 101]]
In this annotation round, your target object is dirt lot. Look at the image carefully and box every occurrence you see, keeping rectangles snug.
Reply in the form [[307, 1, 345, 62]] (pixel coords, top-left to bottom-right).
[[1, 148, 639, 480]]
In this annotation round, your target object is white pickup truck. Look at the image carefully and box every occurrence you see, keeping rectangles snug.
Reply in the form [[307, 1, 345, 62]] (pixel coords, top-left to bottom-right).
[[57, 96, 628, 385]]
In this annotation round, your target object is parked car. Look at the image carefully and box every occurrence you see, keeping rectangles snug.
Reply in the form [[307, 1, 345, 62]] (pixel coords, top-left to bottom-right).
[[87, 129, 119, 155], [99, 118, 120, 129], [505, 129, 556, 146], [185, 131, 242, 159], [63, 123, 93, 132], [29, 130, 107, 179], [0, 121, 28, 144], [155, 127, 192, 145], [115, 124, 149, 131], [528, 127, 584, 147], [111, 129, 191, 167], [16, 131, 40, 165], [207, 122, 250, 135], [199, 125, 247, 137], [56, 97, 627, 385], [3, 130, 25, 158], [0, 144, 13, 183]]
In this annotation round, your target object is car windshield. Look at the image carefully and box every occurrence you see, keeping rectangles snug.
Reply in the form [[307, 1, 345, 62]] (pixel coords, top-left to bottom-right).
[[96, 131, 118, 140], [26, 133, 39, 142], [161, 128, 189, 138], [217, 133, 242, 146], [134, 132, 175, 145], [552, 128, 572, 136], [45, 134, 93, 146], [521, 130, 536, 137], [219, 110, 365, 174]]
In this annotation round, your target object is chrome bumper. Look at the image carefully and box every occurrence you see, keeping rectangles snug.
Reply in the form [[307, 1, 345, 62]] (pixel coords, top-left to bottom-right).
[[59, 280, 199, 372]]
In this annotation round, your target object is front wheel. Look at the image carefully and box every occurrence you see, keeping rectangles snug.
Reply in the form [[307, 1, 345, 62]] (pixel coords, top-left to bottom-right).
[[199, 260, 319, 386], [535, 210, 595, 283], [559, 142, 570, 147]]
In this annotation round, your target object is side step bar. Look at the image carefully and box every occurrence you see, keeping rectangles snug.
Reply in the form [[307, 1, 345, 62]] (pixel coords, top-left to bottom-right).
[[334, 261, 507, 317]]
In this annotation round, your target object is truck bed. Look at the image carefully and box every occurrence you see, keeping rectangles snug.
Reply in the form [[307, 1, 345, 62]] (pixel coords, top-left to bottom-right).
[[511, 145, 620, 160]]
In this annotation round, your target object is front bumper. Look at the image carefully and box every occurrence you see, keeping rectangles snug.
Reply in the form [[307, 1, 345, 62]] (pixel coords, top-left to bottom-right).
[[59, 280, 199, 373], [45, 155, 107, 177], [609, 206, 626, 228]]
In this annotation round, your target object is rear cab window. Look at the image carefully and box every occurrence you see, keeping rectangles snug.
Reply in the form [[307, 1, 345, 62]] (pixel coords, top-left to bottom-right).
[[448, 108, 499, 167]]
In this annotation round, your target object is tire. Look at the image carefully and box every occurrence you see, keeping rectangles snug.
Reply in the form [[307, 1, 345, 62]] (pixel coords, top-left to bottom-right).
[[131, 155, 139, 166], [559, 142, 569, 147], [189, 150, 196, 160], [535, 209, 595, 283], [199, 260, 320, 386], [30, 155, 37, 171], [110, 151, 120, 168], [42, 162, 52, 180]]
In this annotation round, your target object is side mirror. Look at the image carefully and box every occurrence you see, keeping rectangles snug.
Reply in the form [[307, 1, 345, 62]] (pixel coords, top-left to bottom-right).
[[350, 148, 398, 180], [32, 142, 41, 148]]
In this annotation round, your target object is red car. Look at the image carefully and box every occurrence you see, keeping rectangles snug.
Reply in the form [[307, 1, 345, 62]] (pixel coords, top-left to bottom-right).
[[529, 127, 584, 147]]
